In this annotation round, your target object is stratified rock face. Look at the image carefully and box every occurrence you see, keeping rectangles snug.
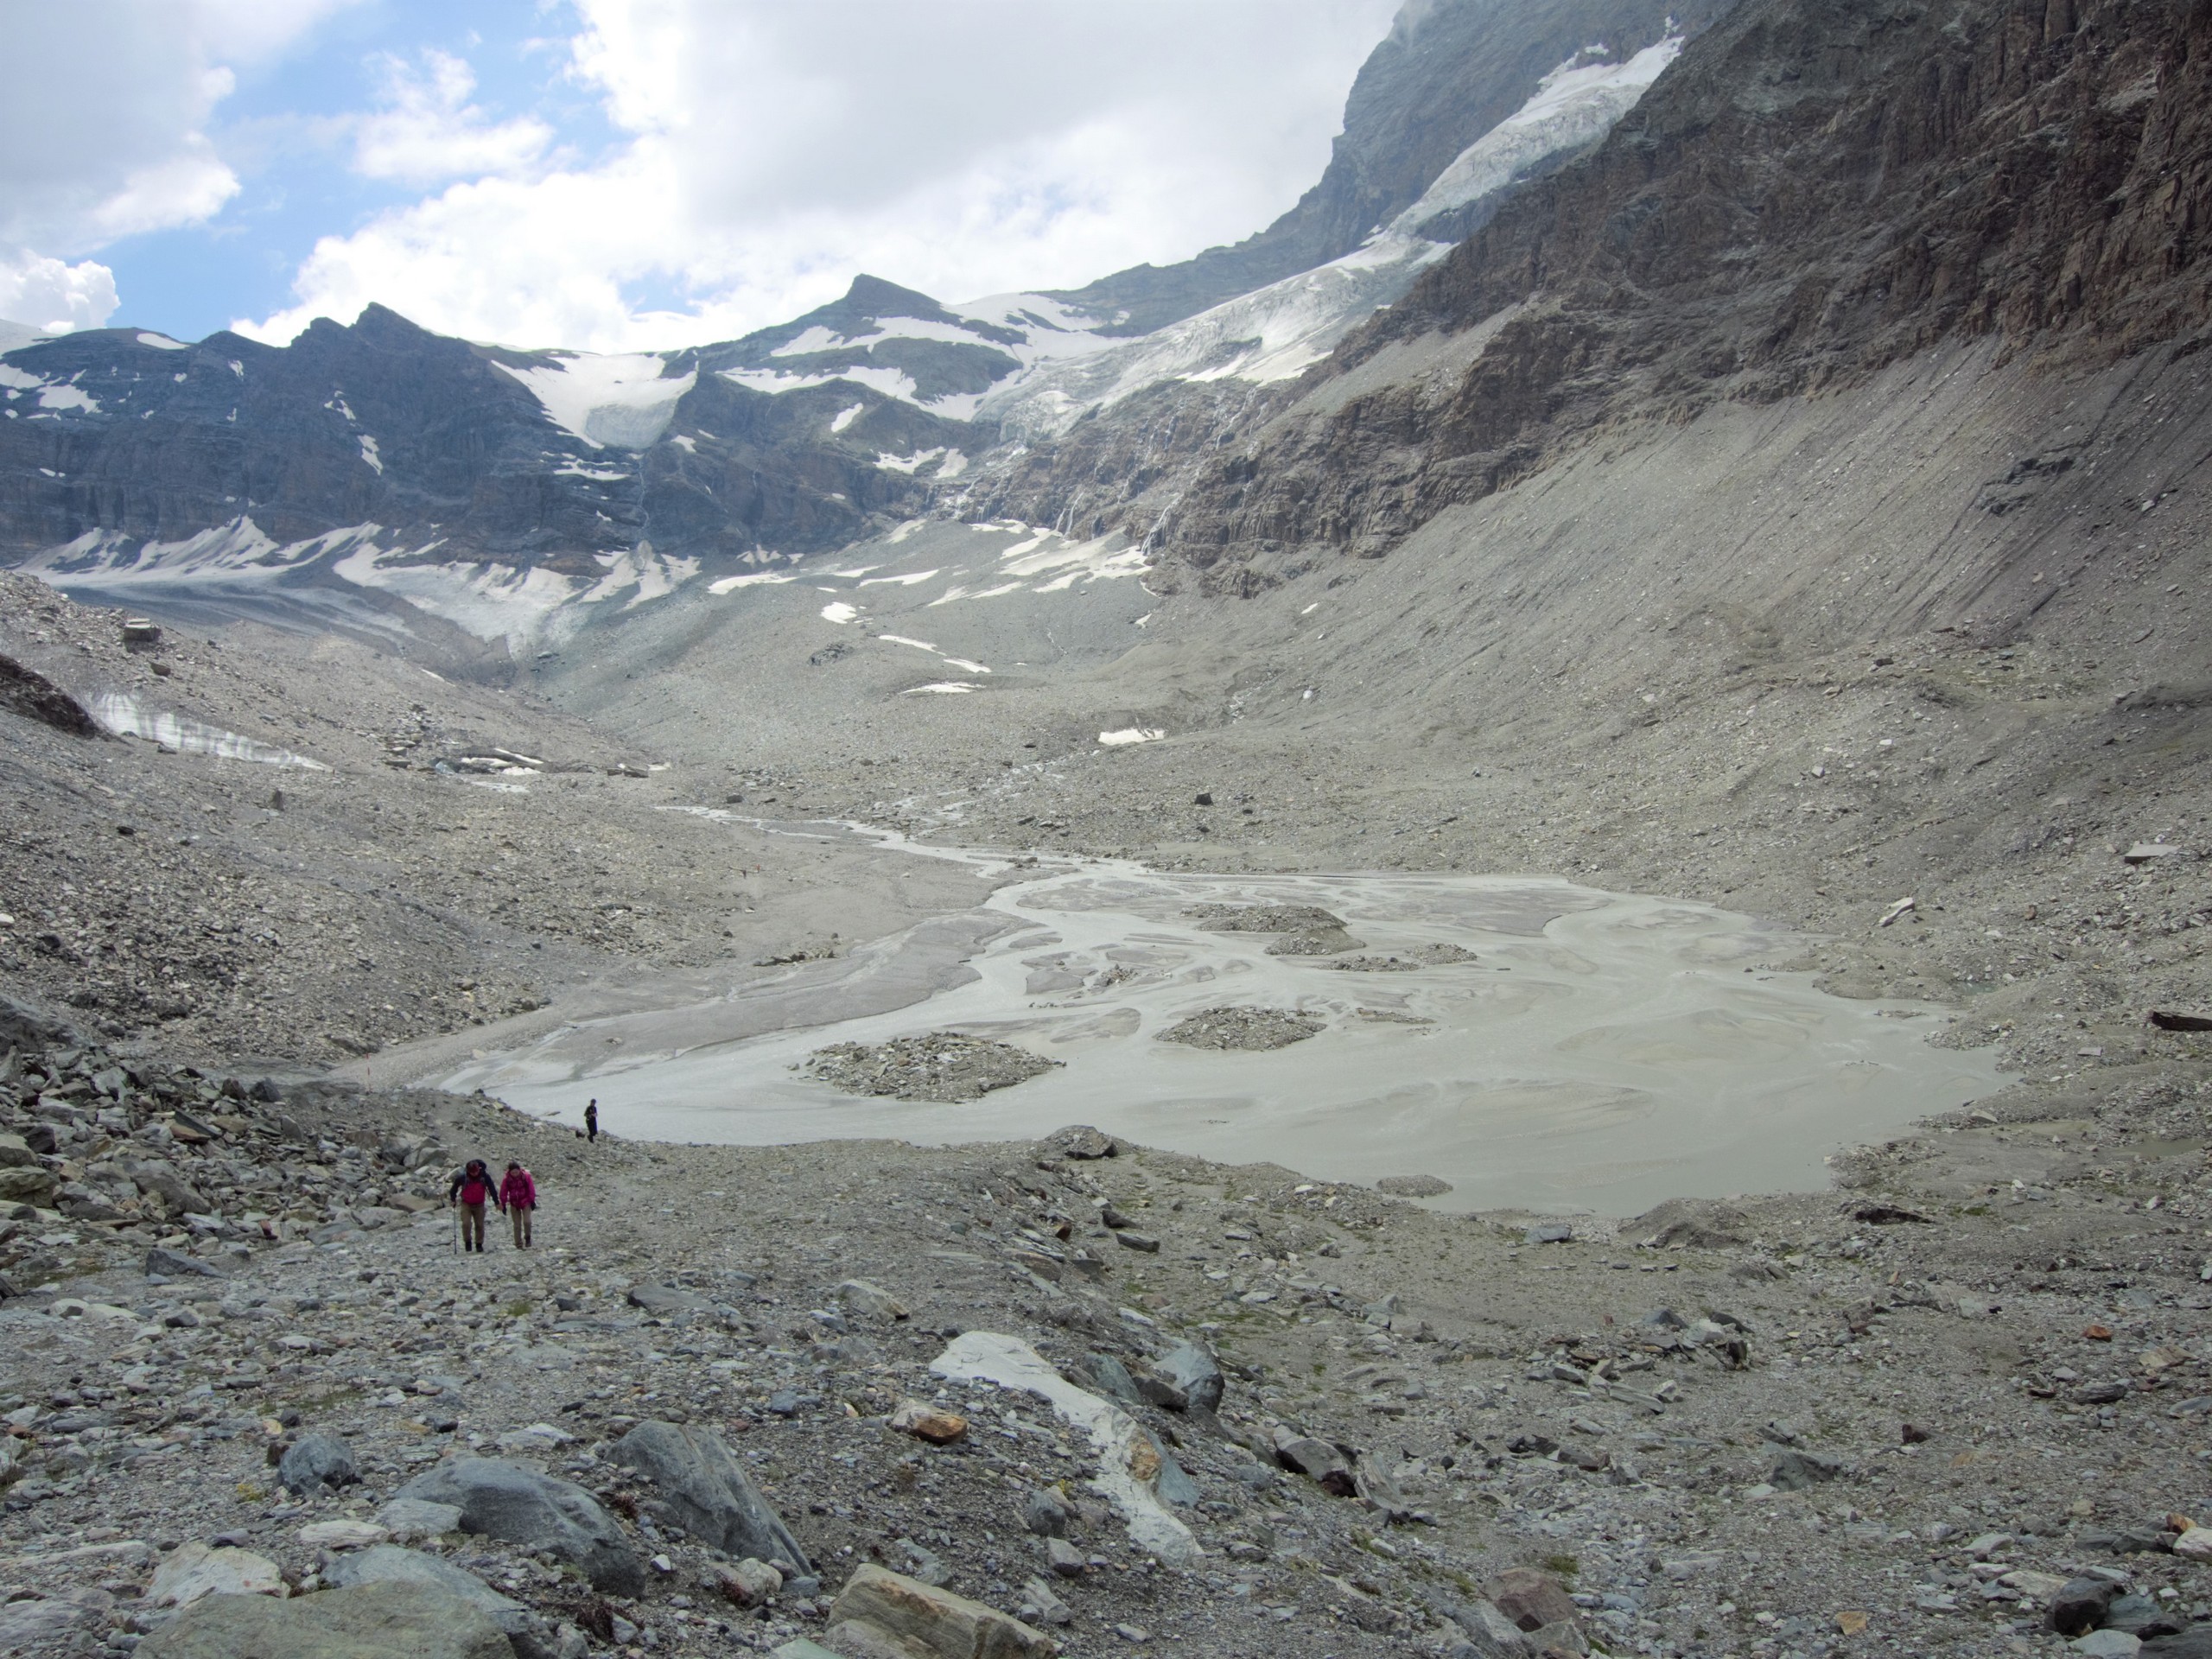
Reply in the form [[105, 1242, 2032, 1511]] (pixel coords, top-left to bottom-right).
[[1160, 0, 2212, 587]]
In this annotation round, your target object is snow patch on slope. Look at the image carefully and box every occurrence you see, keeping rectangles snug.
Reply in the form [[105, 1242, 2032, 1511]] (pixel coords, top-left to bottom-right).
[[19, 518, 375, 585], [23, 512, 698, 652], [978, 41, 1681, 440], [90, 693, 330, 770], [1388, 39, 1682, 235], [498, 353, 695, 449], [333, 541, 701, 648]]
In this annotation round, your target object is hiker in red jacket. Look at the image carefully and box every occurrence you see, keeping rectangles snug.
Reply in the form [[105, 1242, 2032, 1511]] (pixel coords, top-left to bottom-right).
[[448, 1159, 497, 1252], [500, 1161, 537, 1249]]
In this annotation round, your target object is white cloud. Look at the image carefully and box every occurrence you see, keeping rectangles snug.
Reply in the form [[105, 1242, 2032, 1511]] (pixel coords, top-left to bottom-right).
[[0, 252, 121, 334], [0, 0, 354, 332], [241, 0, 1399, 352], [354, 50, 556, 185]]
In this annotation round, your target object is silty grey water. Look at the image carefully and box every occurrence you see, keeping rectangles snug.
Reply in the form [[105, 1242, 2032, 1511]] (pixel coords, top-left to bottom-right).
[[443, 836, 2005, 1215]]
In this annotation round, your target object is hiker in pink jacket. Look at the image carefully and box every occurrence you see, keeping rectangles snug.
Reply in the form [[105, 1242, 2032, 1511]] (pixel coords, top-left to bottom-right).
[[500, 1161, 537, 1249]]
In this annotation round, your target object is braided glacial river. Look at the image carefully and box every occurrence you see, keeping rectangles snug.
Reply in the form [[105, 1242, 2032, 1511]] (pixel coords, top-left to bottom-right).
[[442, 830, 2006, 1215]]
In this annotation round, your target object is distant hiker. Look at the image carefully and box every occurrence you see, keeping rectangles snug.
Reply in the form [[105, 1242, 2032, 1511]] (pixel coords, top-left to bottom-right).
[[584, 1099, 599, 1142], [448, 1158, 497, 1252], [501, 1160, 537, 1249]]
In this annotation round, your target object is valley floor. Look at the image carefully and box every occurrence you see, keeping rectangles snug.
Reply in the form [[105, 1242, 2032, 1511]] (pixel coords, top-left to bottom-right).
[[0, 334, 2208, 1659]]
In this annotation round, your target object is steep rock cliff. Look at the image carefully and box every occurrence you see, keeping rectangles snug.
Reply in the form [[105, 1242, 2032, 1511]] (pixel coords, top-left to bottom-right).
[[1157, 0, 2212, 588]]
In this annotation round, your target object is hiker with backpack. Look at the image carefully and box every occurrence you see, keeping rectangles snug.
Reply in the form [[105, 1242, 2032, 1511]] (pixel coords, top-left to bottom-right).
[[500, 1160, 537, 1249], [448, 1158, 498, 1252]]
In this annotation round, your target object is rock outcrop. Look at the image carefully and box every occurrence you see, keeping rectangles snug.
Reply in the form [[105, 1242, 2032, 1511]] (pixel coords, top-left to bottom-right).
[[1157, 0, 2212, 586]]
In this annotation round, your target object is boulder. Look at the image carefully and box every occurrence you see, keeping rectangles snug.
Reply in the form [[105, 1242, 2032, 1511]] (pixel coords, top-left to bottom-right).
[[2049, 1576, 2122, 1637], [626, 1282, 710, 1315], [0, 1592, 107, 1649], [1632, 1198, 1747, 1249], [0, 1134, 35, 1168], [1145, 1433, 1199, 1507], [607, 1421, 811, 1572], [122, 1158, 212, 1216], [278, 1429, 359, 1494], [2143, 1627, 2212, 1656], [137, 1580, 512, 1659], [322, 1544, 536, 1636], [2107, 1599, 2184, 1641], [0, 1166, 56, 1205], [824, 1564, 1055, 1659], [393, 1457, 645, 1594], [1766, 1446, 1844, 1491], [145, 1245, 222, 1279], [1046, 1125, 1116, 1160], [375, 1497, 464, 1541], [1273, 1431, 1355, 1496], [1527, 1618, 1590, 1655], [1490, 1567, 1580, 1633], [148, 1541, 286, 1606], [1079, 1354, 1145, 1410], [1022, 1488, 1074, 1538], [710, 1557, 784, 1608], [889, 1402, 969, 1446], [1152, 1340, 1224, 1412], [836, 1280, 909, 1320], [1017, 1576, 1072, 1628], [1447, 1596, 1534, 1656]]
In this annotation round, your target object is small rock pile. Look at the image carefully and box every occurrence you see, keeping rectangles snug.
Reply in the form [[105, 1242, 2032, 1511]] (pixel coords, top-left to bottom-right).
[[0, 1020, 456, 1299], [1186, 904, 1347, 934], [804, 1032, 1061, 1102], [1332, 944, 1478, 971], [1154, 1006, 1324, 1050]]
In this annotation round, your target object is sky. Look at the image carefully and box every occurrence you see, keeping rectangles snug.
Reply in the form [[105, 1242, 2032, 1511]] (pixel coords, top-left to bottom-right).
[[0, 0, 1401, 353]]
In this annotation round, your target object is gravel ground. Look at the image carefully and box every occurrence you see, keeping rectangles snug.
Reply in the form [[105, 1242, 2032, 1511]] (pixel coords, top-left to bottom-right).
[[0, 1024, 2208, 1659]]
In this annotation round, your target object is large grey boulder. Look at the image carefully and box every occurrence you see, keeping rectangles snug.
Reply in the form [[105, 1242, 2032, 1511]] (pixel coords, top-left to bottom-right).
[[393, 1458, 643, 1594], [607, 1421, 812, 1573], [0, 1592, 106, 1649], [626, 1282, 710, 1315], [138, 1580, 512, 1658], [1632, 1197, 1747, 1249], [825, 1566, 1054, 1659], [323, 1546, 542, 1643], [145, 1245, 222, 1279], [119, 1157, 211, 1216], [1153, 1339, 1224, 1411], [279, 1429, 359, 1494]]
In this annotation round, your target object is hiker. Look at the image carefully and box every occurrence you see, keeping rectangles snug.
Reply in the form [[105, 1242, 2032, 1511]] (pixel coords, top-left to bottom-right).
[[500, 1160, 537, 1249], [584, 1099, 598, 1142], [448, 1158, 497, 1252]]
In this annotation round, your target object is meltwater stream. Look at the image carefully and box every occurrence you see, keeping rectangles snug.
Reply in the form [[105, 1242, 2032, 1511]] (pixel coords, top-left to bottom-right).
[[443, 834, 2006, 1216]]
